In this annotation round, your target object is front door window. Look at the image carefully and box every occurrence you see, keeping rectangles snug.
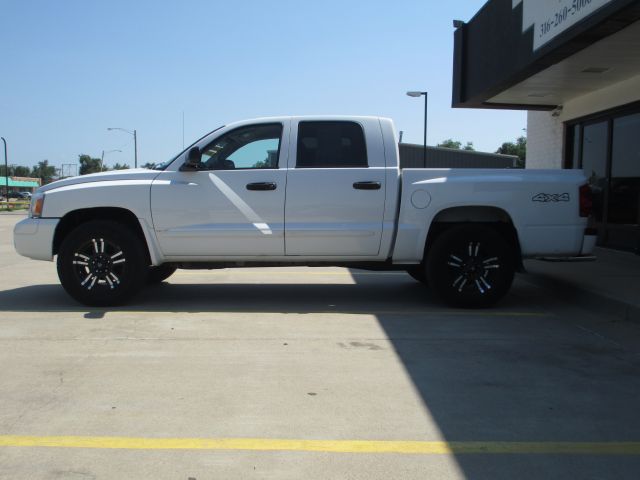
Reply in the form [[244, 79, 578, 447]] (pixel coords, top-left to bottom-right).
[[201, 124, 282, 170]]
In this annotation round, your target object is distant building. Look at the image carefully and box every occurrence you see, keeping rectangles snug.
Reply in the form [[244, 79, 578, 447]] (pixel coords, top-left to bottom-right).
[[1, 176, 41, 195], [452, 0, 640, 252], [399, 143, 518, 169]]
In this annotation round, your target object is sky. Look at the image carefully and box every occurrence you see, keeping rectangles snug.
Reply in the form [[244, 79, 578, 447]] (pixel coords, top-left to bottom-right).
[[0, 0, 526, 171]]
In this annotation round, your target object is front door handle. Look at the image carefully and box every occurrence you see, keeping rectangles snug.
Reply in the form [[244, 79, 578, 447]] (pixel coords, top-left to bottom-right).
[[353, 181, 381, 190], [246, 182, 277, 191]]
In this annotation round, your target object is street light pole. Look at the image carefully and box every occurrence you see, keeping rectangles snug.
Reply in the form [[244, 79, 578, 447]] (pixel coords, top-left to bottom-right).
[[107, 127, 138, 168], [133, 130, 137, 169], [1, 137, 8, 199], [406, 91, 428, 167]]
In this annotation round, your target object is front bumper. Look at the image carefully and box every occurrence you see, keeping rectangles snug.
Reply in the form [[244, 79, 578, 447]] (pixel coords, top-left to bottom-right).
[[14, 218, 59, 261]]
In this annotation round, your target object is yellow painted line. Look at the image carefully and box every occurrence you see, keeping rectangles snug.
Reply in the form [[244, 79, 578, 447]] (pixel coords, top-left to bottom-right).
[[1, 436, 639, 455]]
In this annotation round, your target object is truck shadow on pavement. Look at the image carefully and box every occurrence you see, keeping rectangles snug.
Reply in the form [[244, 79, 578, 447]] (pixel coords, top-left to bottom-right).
[[0, 276, 535, 315], [1, 276, 640, 478]]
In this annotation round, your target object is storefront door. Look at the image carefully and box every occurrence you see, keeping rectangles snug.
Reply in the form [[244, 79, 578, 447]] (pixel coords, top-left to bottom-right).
[[568, 104, 640, 253]]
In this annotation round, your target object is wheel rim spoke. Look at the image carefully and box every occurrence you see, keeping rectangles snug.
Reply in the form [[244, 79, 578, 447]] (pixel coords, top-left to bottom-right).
[[447, 245, 500, 295], [73, 238, 126, 291]]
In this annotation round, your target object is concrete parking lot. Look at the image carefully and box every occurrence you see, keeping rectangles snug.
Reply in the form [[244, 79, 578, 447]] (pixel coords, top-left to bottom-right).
[[1, 212, 639, 479]]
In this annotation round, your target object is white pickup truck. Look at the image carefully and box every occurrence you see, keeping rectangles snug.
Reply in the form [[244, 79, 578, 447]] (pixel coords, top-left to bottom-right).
[[14, 116, 595, 307]]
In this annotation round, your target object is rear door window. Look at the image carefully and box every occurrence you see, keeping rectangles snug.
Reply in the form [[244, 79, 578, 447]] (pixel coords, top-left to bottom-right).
[[296, 121, 367, 168]]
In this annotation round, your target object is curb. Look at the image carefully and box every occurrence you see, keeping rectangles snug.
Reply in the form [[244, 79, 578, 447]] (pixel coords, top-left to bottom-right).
[[520, 272, 640, 323]]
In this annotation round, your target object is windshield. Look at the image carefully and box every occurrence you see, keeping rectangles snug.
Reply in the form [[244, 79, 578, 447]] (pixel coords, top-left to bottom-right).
[[150, 125, 225, 170]]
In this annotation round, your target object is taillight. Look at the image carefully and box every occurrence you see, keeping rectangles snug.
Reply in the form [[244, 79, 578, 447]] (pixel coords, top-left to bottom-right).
[[579, 184, 592, 218]]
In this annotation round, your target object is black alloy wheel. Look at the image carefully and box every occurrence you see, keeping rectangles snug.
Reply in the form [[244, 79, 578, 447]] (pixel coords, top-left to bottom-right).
[[57, 220, 148, 306], [426, 225, 515, 308]]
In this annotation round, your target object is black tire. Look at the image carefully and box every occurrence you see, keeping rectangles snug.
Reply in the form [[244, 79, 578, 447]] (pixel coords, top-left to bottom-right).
[[148, 264, 177, 284], [57, 220, 148, 306], [426, 224, 515, 308], [406, 265, 428, 284]]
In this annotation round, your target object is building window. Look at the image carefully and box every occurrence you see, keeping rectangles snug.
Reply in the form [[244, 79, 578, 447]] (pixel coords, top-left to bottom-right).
[[567, 103, 640, 252]]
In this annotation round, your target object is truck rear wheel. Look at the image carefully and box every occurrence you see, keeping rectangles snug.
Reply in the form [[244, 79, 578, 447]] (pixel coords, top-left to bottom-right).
[[57, 220, 148, 306], [426, 225, 515, 308]]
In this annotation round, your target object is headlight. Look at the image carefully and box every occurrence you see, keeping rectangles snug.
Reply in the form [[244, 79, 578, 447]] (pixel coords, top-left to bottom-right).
[[30, 193, 45, 218]]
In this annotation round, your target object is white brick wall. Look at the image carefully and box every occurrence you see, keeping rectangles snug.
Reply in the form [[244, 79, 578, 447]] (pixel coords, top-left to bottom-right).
[[526, 111, 564, 169]]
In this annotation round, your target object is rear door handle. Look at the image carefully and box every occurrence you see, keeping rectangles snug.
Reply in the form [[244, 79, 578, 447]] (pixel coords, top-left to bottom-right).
[[353, 181, 382, 190], [246, 182, 277, 191]]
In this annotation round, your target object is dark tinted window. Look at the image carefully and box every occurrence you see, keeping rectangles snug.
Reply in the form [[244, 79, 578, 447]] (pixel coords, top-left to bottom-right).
[[609, 113, 640, 225], [296, 121, 367, 168], [581, 121, 608, 222]]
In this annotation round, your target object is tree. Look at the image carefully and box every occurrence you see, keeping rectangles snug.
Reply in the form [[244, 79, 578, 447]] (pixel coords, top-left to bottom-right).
[[13, 165, 32, 177], [142, 162, 156, 169], [78, 154, 102, 175], [31, 160, 57, 185], [437, 139, 475, 151], [496, 136, 526, 168], [1, 165, 32, 177], [111, 163, 130, 170]]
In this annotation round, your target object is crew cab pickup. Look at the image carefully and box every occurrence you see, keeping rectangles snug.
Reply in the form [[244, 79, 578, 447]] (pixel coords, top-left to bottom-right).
[[14, 116, 595, 307]]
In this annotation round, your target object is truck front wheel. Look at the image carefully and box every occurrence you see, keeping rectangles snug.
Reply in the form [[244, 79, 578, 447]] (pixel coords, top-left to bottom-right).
[[57, 220, 148, 306], [406, 265, 428, 284], [426, 225, 515, 308], [148, 264, 177, 284]]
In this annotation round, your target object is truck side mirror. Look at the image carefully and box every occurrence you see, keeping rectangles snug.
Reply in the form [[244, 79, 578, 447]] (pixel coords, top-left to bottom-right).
[[180, 147, 202, 171]]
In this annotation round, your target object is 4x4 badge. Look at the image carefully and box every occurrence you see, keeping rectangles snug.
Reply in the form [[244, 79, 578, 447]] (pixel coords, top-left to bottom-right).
[[532, 193, 570, 202]]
